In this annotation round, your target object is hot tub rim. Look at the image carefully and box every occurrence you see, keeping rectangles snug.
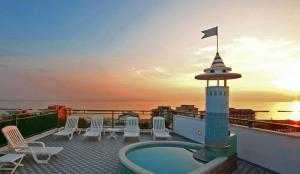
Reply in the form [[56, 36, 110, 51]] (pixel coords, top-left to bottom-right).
[[119, 141, 205, 174]]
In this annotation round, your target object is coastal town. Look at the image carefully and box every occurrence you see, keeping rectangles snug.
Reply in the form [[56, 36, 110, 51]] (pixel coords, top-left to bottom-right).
[[1, 105, 299, 133]]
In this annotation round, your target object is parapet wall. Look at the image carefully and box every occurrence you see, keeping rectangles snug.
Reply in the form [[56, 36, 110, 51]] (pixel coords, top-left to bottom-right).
[[173, 115, 300, 174], [173, 115, 205, 143], [230, 124, 300, 174]]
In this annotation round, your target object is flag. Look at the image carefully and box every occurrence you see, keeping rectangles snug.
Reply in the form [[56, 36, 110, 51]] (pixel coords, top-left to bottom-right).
[[201, 27, 218, 39]]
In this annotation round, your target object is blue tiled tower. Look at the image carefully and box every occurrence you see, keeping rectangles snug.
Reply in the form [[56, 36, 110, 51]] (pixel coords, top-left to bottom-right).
[[195, 52, 241, 149]]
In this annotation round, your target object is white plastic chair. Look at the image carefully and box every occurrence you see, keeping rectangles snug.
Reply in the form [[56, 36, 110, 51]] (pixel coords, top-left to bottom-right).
[[53, 116, 79, 140], [124, 117, 140, 139], [151, 117, 171, 140], [82, 116, 103, 141], [0, 154, 25, 174], [2, 126, 63, 164]]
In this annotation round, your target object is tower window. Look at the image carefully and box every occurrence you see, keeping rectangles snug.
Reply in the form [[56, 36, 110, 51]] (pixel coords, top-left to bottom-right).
[[210, 69, 215, 73]]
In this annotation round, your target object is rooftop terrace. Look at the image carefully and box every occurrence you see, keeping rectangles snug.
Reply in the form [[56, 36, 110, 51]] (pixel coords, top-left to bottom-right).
[[1, 132, 274, 174], [1, 111, 297, 173]]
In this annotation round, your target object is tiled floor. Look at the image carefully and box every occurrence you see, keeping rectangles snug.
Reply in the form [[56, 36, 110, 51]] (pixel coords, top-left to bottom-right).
[[1, 133, 275, 174]]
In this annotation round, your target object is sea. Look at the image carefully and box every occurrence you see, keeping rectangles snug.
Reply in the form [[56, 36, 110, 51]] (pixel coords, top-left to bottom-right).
[[0, 100, 299, 120]]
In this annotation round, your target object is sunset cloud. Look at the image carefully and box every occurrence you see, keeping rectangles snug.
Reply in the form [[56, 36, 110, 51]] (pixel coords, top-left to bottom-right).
[[1, 0, 300, 104]]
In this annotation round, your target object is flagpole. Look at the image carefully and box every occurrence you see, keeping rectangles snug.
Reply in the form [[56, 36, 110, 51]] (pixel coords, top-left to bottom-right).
[[217, 34, 219, 53]]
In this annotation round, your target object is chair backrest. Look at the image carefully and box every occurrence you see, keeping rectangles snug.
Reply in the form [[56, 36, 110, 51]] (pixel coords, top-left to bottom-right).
[[126, 117, 139, 129], [2, 126, 28, 150], [65, 116, 79, 129], [153, 117, 166, 130], [90, 116, 103, 129]]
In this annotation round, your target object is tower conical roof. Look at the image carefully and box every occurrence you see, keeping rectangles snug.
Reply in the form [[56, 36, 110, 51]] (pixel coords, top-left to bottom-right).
[[211, 52, 226, 68], [195, 52, 241, 80], [203, 52, 231, 73]]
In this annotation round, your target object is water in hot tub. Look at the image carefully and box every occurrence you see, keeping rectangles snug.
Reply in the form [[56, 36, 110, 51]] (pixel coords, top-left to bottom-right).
[[127, 146, 204, 174]]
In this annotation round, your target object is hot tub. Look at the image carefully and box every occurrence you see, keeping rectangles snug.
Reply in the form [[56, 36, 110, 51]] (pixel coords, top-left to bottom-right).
[[119, 141, 228, 174]]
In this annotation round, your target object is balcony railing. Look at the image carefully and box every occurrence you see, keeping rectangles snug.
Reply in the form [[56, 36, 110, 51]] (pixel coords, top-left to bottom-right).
[[70, 109, 154, 129], [71, 110, 300, 133], [0, 110, 58, 147], [229, 117, 300, 132], [180, 112, 300, 133], [1, 108, 299, 148]]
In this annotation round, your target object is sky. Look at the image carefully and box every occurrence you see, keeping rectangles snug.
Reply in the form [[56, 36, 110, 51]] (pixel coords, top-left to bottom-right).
[[0, 0, 300, 103]]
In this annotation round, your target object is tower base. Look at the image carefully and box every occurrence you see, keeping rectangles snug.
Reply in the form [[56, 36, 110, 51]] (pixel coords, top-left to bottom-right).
[[193, 145, 230, 163], [205, 142, 230, 149], [193, 149, 237, 174]]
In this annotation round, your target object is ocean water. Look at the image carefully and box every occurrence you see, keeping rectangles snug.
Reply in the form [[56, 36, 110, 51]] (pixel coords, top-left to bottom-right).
[[0, 100, 299, 120]]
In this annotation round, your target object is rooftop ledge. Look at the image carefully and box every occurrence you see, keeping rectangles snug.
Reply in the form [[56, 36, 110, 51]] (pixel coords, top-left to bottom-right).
[[174, 114, 300, 140]]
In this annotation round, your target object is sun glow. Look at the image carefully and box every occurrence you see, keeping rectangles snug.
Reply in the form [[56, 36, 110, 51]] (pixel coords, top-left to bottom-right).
[[290, 101, 300, 121], [276, 78, 300, 92]]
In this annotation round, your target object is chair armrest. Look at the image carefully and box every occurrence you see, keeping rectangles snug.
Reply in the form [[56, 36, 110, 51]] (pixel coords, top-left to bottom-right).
[[28, 141, 46, 148], [85, 128, 91, 132], [165, 128, 169, 134], [70, 128, 76, 132], [27, 146, 36, 156], [76, 128, 81, 134], [15, 145, 30, 150], [58, 127, 64, 132]]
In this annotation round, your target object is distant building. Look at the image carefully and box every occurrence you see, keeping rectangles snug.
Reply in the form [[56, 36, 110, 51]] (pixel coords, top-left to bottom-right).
[[4, 109, 32, 115], [229, 108, 256, 120], [175, 105, 199, 117], [118, 111, 139, 123], [0, 110, 12, 121], [1, 109, 33, 119], [151, 106, 175, 127]]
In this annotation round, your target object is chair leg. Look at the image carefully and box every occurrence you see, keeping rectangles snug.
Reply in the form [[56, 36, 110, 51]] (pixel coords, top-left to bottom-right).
[[0, 155, 24, 174], [77, 129, 81, 135], [68, 133, 73, 140], [11, 156, 24, 174], [98, 134, 101, 142]]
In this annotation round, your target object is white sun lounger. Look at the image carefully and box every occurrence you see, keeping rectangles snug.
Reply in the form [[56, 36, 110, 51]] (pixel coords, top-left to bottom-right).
[[0, 154, 25, 174], [124, 117, 140, 139], [82, 116, 104, 141], [2, 126, 63, 164], [53, 116, 79, 140], [151, 117, 171, 140]]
